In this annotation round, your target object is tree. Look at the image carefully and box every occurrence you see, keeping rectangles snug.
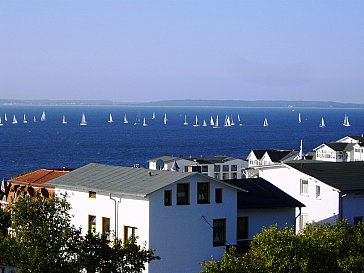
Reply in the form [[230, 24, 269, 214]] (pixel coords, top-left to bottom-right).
[[0, 194, 158, 273], [200, 220, 364, 273]]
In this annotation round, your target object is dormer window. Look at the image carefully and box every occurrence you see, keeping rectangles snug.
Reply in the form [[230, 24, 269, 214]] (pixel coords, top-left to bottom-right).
[[89, 191, 96, 199]]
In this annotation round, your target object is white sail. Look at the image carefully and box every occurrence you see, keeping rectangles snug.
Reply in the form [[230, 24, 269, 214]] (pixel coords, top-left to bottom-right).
[[193, 115, 199, 127], [238, 114, 242, 126], [4, 114, 7, 122], [62, 115, 67, 124], [210, 116, 214, 126], [319, 117, 325, 128], [12, 115, 18, 124], [33, 116, 37, 122], [213, 115, 219, 128], [40, 111, 46, 122], [123, 114, 128, 124], [23, 114, 28, 124], [343, 114, 350, 127], [108, 113, 113, 123], [224, 115, 231, 127], [163, 113, 168, 125], [298, 113, 301, 124], [142, 117, 147, 126], [237, 113, 241, 122], [183, 115, 188, 125], [80, 113, 87, 126], [230, 115, 235, 126], [152, 112, 156, 120], [263, 118, 269, 127], [0, 116, 3, 126], [202, 120, 207, 127]]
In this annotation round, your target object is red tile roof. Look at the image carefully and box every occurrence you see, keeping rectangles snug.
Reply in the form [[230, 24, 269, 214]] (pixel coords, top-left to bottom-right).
[[8, 169, 70, 188]]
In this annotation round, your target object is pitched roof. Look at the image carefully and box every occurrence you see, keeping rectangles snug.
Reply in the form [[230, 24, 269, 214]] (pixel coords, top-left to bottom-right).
[[250, 150, 266, 160], [286, 161, 364, 192], [225, 178, 304, 209], [46, 163, 241, 197], [8, 169, 71, 188], [148, 156, 181, 164], [189, 156, 244, 164], [325, 142, 355, 151], [266, 150, 299, 162]]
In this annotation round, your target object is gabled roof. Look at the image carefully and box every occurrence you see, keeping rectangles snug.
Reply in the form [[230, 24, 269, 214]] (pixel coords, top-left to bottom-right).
[[189, 156, 245, 164], [225, 178, 304, 209], [8, 169, 71, 188], [46, 163, 241, 197], [337, 135, 364, 143], [286, 161, 364, 192], [314, 142, 355, 152], [249, 150, 266, 160], [266, 150, 299, 162]]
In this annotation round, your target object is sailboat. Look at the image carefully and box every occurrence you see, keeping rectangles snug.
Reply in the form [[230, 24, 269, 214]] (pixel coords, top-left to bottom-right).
[[210, 116, 214, 126], [202, 120, 207, 127], [40, 111, 46, 122], [152, 112, 156, 120], [23, 114, 28, 124], [123, 114, 129, 124], [224, 115, 231, 127], [133, 114, 141, 126], [237, 114, 242, 126], [298, 113, 301, 124], [213, 115, 219, 128], [80, 113, 87, 126], [183, 115, 188, 125], [163, 113, 168, 125], [143, 117, 147, 127], [4, 114, 7, 122], [193, 115, 200, 127], [0, 116, 3, 126], [12, 115, 18, 125], [33, 116, 37, 122], [263, 118, 269, 127], [343, 114, 351, 127], [230, 115, 235, 126], [319, 117, 325, 128], [62, 115, 67, 124], [108, 113, 113, 123]]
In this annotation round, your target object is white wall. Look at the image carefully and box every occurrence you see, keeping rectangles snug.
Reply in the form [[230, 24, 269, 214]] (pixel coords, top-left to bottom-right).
[[342, 193, 364, 225], [257, 165, 340, 231], [148, 175, 237, 273], [238, 207, 296, 241]]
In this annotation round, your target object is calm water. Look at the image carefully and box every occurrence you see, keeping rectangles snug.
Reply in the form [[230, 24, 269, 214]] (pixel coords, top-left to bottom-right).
[[1, 105, 364, 179]]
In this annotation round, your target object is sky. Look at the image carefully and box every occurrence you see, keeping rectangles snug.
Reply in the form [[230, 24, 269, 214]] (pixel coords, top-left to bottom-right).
[[0, 0, 363, 103]]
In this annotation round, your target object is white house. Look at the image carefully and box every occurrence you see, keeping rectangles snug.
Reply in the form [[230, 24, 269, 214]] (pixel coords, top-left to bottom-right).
[[246, 149, 300, 167], [46, 163, 241, 273], [226, 178, 304, 250], [148, 155, 248, 180], [246, 161, 364, 230]]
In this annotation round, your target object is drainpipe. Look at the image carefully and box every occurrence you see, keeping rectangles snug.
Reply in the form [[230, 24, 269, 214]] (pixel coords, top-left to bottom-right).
[[339, 192, 347, 221], [109, 193, 121, 239], [295, 207, 302, 232]]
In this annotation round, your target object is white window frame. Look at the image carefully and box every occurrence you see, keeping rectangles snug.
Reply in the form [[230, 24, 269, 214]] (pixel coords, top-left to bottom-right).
[[300, 179, 309, 196]]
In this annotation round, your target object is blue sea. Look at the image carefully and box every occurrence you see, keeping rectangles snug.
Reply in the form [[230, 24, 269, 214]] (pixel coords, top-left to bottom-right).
[[1, 105, 364, 179]]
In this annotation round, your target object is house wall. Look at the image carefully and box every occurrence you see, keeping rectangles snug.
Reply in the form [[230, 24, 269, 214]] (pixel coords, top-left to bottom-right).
[[342, 193, 364, 225], [315, 146, 345, 162], [238, 207, 297, 241], [257, 166, 340, 231], [55, 188, 150, 248], [148, 176, 237, 273]]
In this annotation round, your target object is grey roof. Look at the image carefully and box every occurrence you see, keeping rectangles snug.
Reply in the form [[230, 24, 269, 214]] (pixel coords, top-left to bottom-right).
[[148, 156, 181, 164], [286, 161, 364, 192], [325, 142, 355, 152], [251, 150, 298, 162], [46, 163, 241, 197], [189, 156, 244, 164]]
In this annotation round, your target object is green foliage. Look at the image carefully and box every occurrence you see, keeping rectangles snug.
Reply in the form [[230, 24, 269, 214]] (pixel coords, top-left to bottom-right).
[[200, 221, 364, 273], [0, 194, 158, 273], [0, 205, 11, 235]]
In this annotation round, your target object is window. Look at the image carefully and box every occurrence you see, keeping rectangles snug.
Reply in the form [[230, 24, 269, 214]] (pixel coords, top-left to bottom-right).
[[124, 226, 138, 241], [215, 188, 223, 203], [88, 215, 96, 233], [88, 191, 96, 199], [213, 219, 226, 246], [177, 183, 190, 205], [184, 166, 189, 172], [237, 217, 248, 240], [300, 179, 308, 195], [222, 173, 229, 180], [299, 213, 308, 230], [197, 182, 210, 204], [232, 172, 237, 179], [316, 185, 321, 199], [354, 216, 363, 225], [222, 165, 229, 172], [214, 165, 220, 172], [231, 165, 237, 171], [102, 217, 110, 238], [201, 165, 209, 173], [164, 190, 172, 206], [214, 173, 220, 180]]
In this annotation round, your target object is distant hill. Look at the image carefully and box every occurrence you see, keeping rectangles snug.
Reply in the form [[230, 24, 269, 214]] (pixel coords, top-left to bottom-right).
[[1, 99, 363, 108], [141, 100, 364, 108]]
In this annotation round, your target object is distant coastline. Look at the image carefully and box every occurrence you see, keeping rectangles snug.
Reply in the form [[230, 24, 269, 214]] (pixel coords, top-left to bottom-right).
[[0, 99, 363, 109]]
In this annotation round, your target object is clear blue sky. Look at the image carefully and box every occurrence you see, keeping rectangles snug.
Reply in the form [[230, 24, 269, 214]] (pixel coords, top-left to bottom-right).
[[0, 0, 363, 103]]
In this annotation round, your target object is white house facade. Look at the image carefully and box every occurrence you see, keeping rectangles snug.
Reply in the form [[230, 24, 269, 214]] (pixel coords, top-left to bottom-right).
[[247, 149, 300, 167], [47, 163, 240, 273]]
